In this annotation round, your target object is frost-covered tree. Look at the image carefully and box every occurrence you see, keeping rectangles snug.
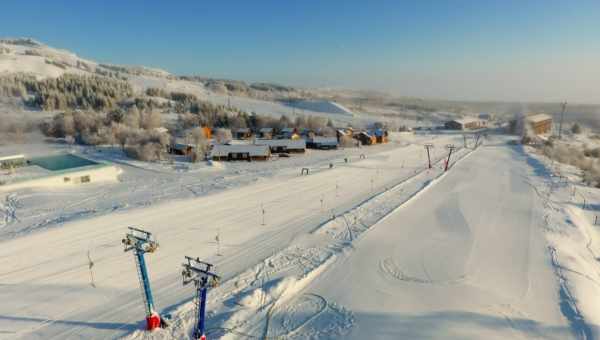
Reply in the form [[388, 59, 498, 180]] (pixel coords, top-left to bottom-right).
[[215, 128, 232, 144]]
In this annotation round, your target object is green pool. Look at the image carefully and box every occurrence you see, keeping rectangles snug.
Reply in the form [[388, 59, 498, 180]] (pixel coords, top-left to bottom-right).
[[30, 154, 98, 171]]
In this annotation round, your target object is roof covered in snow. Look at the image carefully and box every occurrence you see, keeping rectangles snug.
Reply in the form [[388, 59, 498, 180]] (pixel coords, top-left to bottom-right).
[[308, 136, 338, 145], [0, 154, 25, 162], [450, 117, 479, 125], [210, 144, 270, 157], [254, 139, 306, 149], [526, 113, 553, 123]]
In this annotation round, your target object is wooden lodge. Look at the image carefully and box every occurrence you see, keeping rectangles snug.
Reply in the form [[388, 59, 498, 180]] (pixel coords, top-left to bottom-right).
[[526, 114, 553, 135], [445, 118, 481, 130]]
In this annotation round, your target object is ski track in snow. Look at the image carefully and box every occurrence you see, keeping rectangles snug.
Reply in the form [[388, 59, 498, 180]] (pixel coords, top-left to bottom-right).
[[125, 145, 474, 340]]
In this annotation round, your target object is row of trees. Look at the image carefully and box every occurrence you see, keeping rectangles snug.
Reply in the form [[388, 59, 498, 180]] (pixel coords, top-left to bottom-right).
[[0, 73, 133, 111], [541, 143, 600, 188], [41, 106, 167, 161], [175, 111, 336, 137], [145, 87, 335, 133]]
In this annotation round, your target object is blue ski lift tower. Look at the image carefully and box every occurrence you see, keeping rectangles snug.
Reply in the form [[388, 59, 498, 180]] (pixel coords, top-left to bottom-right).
[[122, 227, 162, 331], [182, 256, 220, 340]]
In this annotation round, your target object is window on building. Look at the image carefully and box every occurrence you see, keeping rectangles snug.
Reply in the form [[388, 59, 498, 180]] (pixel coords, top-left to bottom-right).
[[80, 175, 91, 183], [64, 177, 70, 182]]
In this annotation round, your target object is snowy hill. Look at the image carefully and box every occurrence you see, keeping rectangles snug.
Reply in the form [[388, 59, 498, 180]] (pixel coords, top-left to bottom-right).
[[0, 38, 173, 80], [0, 38, 369, 124], [284, 99, 354, 116]]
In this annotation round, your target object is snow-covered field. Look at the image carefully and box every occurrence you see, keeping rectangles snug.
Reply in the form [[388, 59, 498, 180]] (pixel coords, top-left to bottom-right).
[[2, 131, 600, 340], [0, 132, 466, 339], [123, 134, 600, 340], [2, 39, 600, 340]]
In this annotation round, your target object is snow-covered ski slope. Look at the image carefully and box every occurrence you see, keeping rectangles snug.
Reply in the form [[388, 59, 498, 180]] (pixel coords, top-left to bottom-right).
[[292, 137, 572, 339], [128, 135, 600, 340], [3, 133, 599, 340], [0, 135, 462, 339]]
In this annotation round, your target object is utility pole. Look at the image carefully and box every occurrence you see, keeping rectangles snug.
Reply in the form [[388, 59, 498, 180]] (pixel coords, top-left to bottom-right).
[[215, 229, 221, 256], [445, 144, 456, 171], [558, 101, 567, 139], [424, 143, 434, 169], [122, 227, 162, 330], [182, 256, 220, 340]]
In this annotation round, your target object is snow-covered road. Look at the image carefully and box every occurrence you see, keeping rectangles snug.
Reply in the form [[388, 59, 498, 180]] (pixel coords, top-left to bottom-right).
[[0, 135, 463, 339], [276, 138, 573, 339]]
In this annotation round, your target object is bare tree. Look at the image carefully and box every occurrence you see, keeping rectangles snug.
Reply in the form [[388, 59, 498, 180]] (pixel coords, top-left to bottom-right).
[[123, 106, 141, 128], [215, 128, 232, 144], [187, 127, 209, 162], [142, 110, 162, 130]]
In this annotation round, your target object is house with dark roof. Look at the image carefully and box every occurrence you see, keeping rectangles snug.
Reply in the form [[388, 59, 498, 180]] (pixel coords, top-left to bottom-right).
[[354, 131, 375, 145], [233, 128, 252, 140], [258, 127, 274, 139], [279, 127, 300, 139], [444, 117, 481, 130]]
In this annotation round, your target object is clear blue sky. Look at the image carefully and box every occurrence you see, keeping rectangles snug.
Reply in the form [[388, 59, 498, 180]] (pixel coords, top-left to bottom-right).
[[2, 0, 599, 103]]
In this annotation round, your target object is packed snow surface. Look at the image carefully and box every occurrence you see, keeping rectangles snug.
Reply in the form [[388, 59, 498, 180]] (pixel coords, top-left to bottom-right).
[[283, 100, 354, 116], [2, 132, 600, 340]]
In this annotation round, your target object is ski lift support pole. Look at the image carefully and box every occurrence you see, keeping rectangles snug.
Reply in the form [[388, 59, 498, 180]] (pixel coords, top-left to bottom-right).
[[445, 144, 456, 171], [122, 227, 162, 330], [424, 143, 434, 169], [182, 256, 220, 340]]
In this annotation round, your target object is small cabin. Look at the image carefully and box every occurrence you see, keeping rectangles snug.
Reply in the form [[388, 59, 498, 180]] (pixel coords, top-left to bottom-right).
[[258, 128, 274, 139], [526, 114, 553, 135], [167, 143, 194, 156], [234, 128, 252, 140], [355, 132, 375, 146], [372, 128, 388, 143], [279, 127, 301, 140], [445, 118, 480, 130]]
